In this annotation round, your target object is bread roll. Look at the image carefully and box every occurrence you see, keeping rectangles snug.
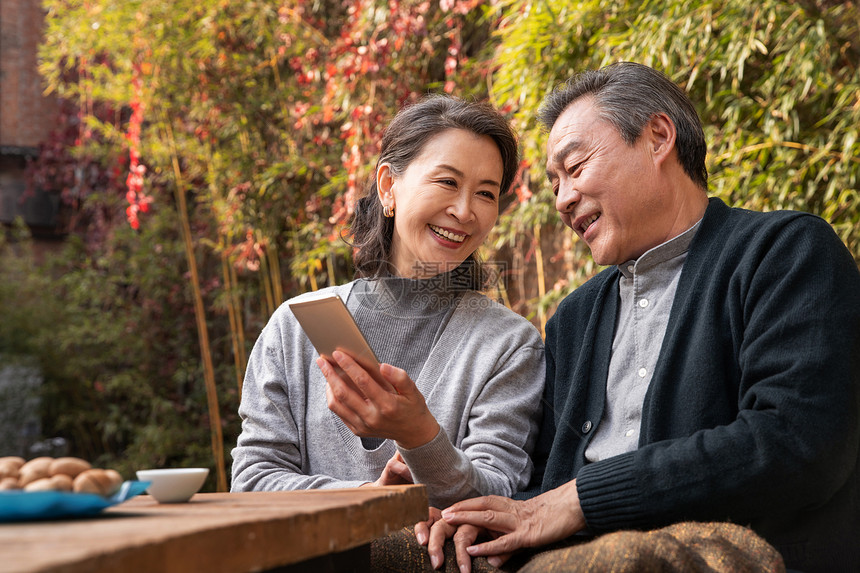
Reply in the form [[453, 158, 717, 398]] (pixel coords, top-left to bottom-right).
[[24, 477, 60, 492], [0, 476, 20, 490], [49, 457, 92, 479], [49, 473, 74, 491], [24, 475, 73, 492], [5, 457, 122, 494], [73, 468, 123, 496], [18, 456, 53, 487], [102, 469, 123, 494], [0, 456, 24, 480]]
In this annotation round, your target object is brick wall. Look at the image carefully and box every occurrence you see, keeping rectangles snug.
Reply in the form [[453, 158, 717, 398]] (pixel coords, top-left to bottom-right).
[[0, 0, 62, 230], [0, 0, 59, 149]]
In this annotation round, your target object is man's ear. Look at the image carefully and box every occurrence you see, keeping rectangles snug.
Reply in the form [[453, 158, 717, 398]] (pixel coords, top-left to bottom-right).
[[647, 113, 677, 165], [377, 163, 395, 204]]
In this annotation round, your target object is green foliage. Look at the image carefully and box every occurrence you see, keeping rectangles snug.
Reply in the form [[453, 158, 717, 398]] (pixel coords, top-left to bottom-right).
[[32, 0, 499, 481], [0, 210, 237, 487], [491, 0, 860, 310], [21, 0, 859, 481], [0, 221, 56, 359]]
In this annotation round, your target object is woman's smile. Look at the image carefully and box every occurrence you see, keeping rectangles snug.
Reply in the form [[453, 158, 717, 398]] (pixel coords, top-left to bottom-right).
[[428, 224, 468, 245]]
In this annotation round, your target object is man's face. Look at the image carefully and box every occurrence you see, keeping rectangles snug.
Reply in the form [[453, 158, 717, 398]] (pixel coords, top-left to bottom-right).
[[545, 97, 666, 266]]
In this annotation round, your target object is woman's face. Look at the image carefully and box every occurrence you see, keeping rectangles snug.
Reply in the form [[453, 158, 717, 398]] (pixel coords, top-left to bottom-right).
[[378, 128, 503, 278]]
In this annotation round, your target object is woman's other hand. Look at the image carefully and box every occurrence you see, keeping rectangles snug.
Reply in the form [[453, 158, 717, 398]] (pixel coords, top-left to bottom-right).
[[416, 507, 487, 571], [360, 451, 413, 488], [318, 350, 440, 449]]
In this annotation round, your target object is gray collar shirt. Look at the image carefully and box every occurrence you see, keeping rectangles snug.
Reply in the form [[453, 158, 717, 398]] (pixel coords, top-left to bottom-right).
[[585, 220, 702, 463]]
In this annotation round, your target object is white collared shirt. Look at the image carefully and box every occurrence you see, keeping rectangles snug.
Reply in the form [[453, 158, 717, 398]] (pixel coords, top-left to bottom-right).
[[585, 220, 702, 462]]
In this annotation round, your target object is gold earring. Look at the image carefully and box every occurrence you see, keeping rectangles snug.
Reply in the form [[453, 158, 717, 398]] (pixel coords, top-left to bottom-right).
[[383, 205, 395, 218]]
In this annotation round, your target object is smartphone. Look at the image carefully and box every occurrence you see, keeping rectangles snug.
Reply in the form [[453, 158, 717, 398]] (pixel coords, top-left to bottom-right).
[[289, 293, 384, 384]]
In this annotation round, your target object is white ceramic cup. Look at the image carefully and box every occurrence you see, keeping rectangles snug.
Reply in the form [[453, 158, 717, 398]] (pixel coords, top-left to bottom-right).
[[135, 468, 209, 503]]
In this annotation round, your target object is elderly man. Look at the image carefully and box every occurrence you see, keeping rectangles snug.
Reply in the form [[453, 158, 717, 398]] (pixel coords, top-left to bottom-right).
[[416, 62, 860, 573]]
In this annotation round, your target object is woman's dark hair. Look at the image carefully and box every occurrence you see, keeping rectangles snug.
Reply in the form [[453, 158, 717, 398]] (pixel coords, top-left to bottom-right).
[[349, 94, 519, 289], [538, 62, 708, 191]]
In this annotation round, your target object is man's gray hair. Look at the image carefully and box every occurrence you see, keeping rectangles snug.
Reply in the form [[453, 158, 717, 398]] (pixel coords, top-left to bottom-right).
[[539, 62, 708, 190]]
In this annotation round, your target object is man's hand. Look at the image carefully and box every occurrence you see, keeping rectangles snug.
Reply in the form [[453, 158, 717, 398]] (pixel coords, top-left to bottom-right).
[[360, 451, 413, 487], [437, 480, 586, 568], [318, 350, 440, 449]]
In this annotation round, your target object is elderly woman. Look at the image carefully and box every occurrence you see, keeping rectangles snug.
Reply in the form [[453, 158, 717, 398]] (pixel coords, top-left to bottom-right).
[[231, 95, 544, 508]]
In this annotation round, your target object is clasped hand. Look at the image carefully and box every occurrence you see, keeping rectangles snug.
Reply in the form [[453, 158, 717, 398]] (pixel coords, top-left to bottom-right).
[[415, 480, 586, 572], [317, 350, 440, 450]]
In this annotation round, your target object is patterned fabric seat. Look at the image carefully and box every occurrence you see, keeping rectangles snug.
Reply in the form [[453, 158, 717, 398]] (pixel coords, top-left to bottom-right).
[[371, 521, 785, 573]]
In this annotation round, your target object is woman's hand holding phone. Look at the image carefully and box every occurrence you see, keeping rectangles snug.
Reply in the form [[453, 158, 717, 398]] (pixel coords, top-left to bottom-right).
[[317, 350, 441, 450]]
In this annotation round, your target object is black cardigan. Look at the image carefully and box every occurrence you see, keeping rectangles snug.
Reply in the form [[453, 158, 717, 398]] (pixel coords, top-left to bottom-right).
[[525, 198, 860, 572]]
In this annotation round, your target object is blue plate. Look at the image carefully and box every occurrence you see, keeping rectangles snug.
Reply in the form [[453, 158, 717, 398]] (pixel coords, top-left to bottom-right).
[[0, 480, 150, 522]]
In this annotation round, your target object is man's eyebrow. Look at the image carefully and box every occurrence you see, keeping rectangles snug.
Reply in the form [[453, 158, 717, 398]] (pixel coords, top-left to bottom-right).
[[436, 164, 500, 188], [545, 139, 584, 180]]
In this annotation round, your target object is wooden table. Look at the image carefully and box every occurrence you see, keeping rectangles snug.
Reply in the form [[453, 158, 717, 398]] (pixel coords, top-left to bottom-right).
[[0, 485, 428, 573]]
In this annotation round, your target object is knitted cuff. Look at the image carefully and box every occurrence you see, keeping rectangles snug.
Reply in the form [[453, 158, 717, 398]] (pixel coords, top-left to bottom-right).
[[576, 452, 647, 532], [396, 427, 461, 484]]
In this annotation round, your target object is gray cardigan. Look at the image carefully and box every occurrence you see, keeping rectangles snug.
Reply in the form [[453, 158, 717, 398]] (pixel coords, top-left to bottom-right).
[[231, 281, 545, 508]]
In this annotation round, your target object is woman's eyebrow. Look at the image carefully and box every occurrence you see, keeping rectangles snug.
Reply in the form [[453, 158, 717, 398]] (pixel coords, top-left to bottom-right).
[[435, 164, 500, 188]]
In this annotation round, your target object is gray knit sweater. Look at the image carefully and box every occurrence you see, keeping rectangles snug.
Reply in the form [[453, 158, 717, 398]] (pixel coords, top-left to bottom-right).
[[231, 278, 545, 508]]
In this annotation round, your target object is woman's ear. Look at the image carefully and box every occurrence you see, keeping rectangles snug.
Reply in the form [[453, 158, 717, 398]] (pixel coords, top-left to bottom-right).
[[376, 163, 395, 206]]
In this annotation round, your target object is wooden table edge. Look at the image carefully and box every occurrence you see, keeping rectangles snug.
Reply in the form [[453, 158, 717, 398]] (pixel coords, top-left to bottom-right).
[[1, 485, 428, 573]]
